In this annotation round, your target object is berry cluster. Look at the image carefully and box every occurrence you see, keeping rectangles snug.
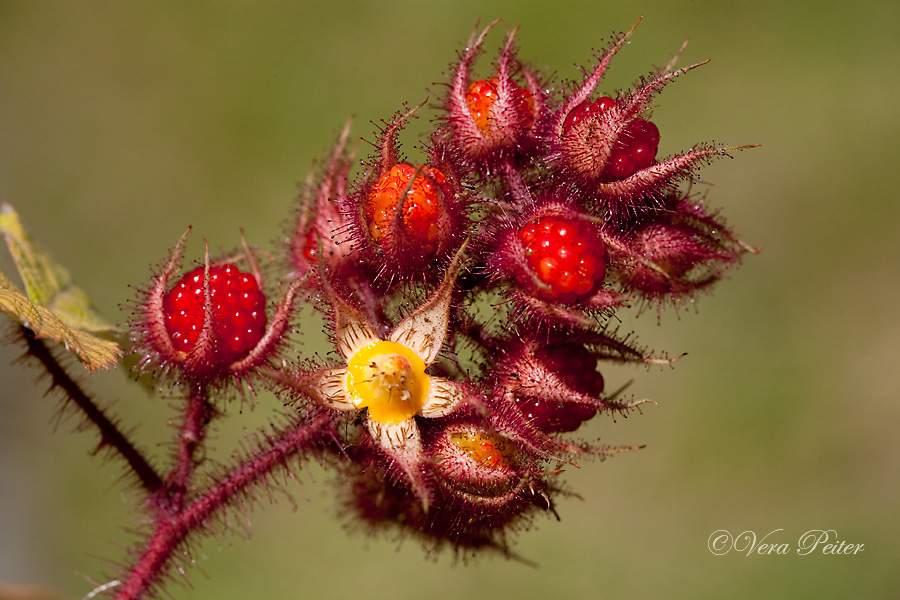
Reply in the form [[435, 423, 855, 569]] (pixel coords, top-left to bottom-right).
[[115, 19, 753, 595], [273, 18, 753, 553], [365, 163, 448, 251], [466, 77, 535, 133]]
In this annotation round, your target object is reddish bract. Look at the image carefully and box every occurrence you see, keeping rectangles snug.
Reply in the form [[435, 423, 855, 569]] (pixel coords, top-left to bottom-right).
[[564, 96, 661, 181], [515, 344, 604, 433]]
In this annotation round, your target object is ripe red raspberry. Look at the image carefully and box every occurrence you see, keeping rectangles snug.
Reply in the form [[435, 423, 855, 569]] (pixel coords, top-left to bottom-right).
[[365, 164, 447, 251], [516, 215, 608, 303], [516, 344, 604, 433], [564, 96, 660, 181], [162, 264, 267, 365], [465, 77, 535, 133]]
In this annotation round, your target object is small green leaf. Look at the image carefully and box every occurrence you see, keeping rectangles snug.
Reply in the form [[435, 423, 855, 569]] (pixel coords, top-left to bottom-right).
[[0, 204, 120, 370]]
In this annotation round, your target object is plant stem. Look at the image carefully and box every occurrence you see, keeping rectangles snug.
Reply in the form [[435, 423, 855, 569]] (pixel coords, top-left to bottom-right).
[[114, 410, 333, 600], [19, 326, 164, 494], [164, 384, 213, 513]]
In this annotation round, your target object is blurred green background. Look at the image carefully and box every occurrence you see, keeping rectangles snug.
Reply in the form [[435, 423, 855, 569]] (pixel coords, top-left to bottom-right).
[[1, 1, 898, 598]]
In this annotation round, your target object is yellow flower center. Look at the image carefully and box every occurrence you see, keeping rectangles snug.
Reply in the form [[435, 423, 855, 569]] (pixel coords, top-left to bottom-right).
[[345, 340, 430, 424]]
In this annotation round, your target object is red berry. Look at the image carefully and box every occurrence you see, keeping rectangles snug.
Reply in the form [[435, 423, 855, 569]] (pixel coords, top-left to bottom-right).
[[162, 264, 267, 365], [516, 215, 607, 303], [604, 117, 660, 181], [563, 97, 660, 181], [515, 344, 604, 433], [365, 164, 447, 251], [465, 77, 534, 134], [563, 96, 614, 131]]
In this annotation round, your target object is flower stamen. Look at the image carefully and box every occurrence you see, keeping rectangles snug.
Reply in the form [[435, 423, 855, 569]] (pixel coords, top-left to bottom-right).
[[346, 340, 430, 424]]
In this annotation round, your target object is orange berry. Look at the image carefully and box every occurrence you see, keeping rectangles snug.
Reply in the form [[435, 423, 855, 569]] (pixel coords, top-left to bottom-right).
[[465, 77, 535, 134], [365, 164, 447, 249]]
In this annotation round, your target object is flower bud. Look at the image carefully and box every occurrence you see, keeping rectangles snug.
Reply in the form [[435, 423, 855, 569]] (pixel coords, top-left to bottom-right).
[[290, 123, 356, 279], [431, 423, 526, 498]]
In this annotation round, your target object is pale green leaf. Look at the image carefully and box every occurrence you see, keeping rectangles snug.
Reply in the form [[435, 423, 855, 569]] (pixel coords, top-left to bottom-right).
[[0, 204, 121, 370], [0, 203, 115, 333]]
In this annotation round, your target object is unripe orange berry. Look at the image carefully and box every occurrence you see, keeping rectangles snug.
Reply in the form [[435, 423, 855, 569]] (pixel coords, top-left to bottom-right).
[[365, 164, 448, 251], [465, 77, 535, 134]]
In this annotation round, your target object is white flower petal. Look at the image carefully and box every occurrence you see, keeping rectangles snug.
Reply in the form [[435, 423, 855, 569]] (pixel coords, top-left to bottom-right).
[[367, 417, 420, 451], [419, 377, 465, 418], [367, 417, 431, 511], [336, 317, 379, 361], [302, 366, 356, 411], [324, 279, 379, 360]]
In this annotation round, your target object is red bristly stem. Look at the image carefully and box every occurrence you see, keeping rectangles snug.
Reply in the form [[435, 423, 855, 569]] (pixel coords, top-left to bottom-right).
[[163, 384, 214, 513], [19, 326, 164, 494], [114, 410, 334, 600]]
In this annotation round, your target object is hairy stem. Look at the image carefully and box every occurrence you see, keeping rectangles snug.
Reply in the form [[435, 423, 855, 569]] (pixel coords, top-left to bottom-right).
[[114, 410, 333, 600], [164, 384, 213, 513], [19, 326, 164, 494], [500, 157, 533, 206]]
